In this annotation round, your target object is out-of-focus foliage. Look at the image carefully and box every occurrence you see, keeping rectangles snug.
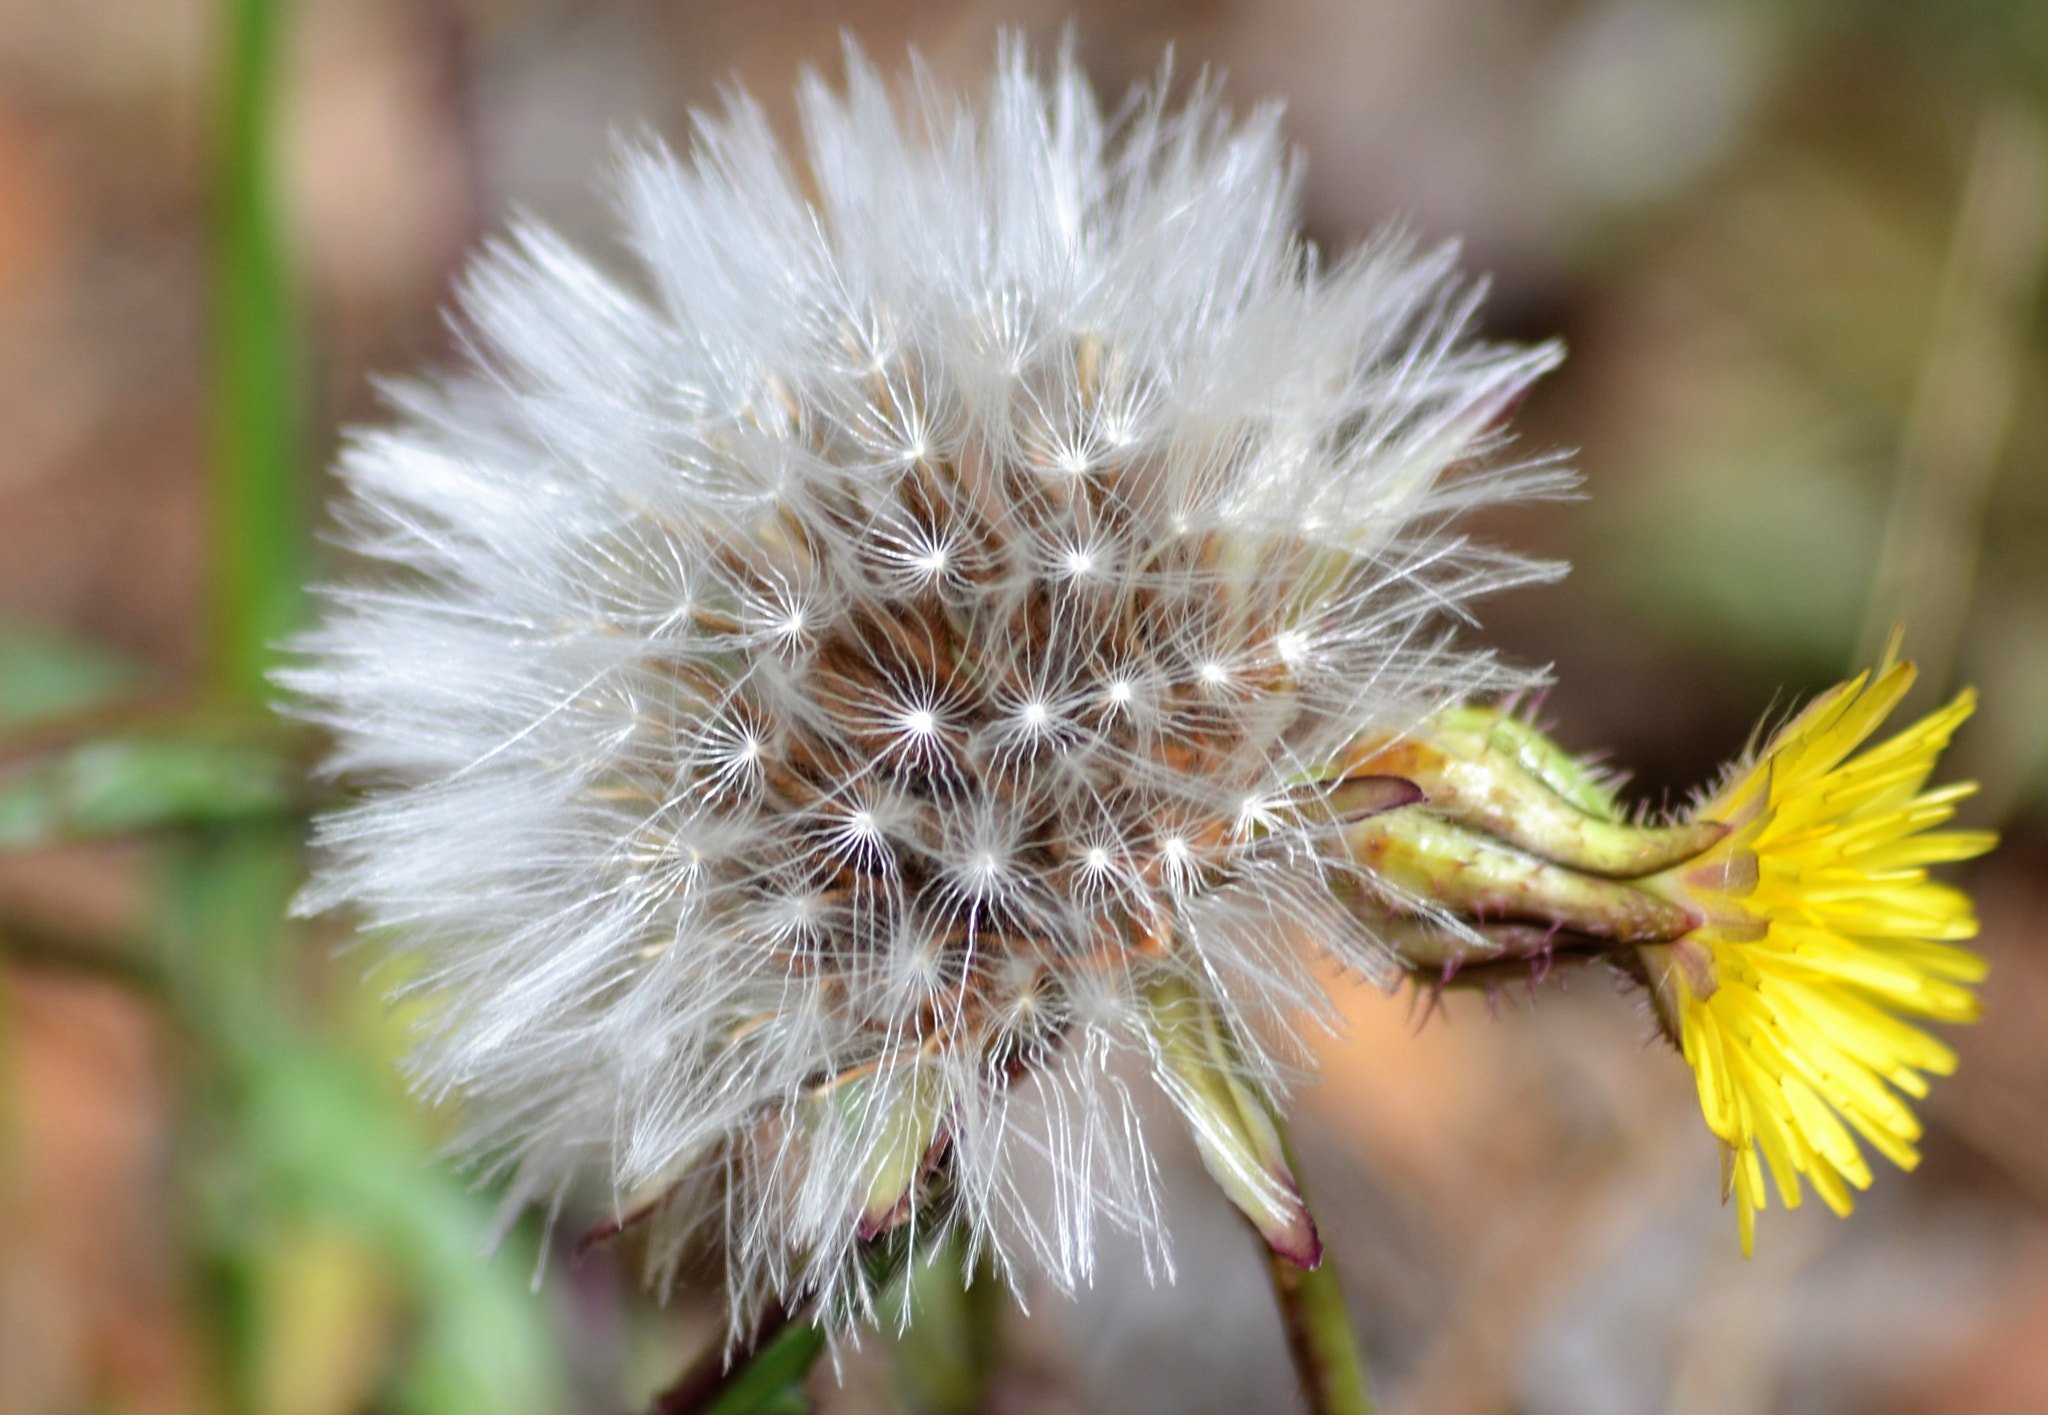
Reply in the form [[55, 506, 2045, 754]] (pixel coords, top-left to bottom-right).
[[0, 626, 143, 729], [0, 735, 304, 845], [0, 0, 571, 1407], [153, 823, 566, 1415]]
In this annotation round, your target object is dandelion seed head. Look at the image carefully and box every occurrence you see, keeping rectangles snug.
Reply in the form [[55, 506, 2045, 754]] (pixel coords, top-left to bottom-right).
[[288, 37, 1569, 1330]]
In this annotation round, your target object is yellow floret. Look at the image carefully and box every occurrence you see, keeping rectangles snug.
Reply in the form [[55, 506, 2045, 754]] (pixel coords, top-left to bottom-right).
[[1644, 650, 1995, 1254]]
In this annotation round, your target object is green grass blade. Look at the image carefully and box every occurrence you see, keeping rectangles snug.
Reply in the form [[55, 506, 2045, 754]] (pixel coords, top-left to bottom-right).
[[702, 1323, 827, 1415]]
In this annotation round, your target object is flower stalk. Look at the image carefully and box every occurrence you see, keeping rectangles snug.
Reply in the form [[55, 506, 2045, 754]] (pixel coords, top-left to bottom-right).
[[1261, 1125, 1375, 1415], [1266, 1250, 1375, 1415]]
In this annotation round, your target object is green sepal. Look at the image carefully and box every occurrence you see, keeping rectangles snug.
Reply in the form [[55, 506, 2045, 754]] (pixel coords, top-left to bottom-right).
[[1356, 711, 1724, 878], [1344, 810, 1697, 944], [1143, 975, 1320, 1267], [1435, 706, 1623, 820]]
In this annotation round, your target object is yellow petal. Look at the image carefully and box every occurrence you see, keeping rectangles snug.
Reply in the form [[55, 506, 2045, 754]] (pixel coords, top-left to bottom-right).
[[1656, 663, 1990, 1256]]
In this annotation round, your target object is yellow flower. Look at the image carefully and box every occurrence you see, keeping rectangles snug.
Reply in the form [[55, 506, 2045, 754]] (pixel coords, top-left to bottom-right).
[[1642, 653, 1995, 1254]]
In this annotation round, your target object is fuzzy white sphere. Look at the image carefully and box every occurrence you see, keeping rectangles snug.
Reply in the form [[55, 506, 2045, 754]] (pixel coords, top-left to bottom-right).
[[290, 40, 1568, 1328]]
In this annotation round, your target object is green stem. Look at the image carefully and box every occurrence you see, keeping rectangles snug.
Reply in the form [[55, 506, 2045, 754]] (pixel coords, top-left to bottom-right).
[[210, 0, 305, 705], [650, 1304, 827, 1415], [1264, 1129, 1375, 1415], [891, 1229, 1004, 1414], [0, 917, 166, 995], [1266, 1250, 1375, 1415]]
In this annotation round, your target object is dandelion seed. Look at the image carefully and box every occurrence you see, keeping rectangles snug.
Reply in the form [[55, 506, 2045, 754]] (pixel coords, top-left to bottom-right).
[[287, 38, 1568, 1332]]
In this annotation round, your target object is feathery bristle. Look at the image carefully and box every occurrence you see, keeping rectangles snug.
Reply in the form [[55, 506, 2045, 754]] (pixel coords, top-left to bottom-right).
[[286, 38, 1570, 1329]]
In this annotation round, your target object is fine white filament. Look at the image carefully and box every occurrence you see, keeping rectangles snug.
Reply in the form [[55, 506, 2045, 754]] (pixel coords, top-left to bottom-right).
[[289, 39, 1571, 1331]]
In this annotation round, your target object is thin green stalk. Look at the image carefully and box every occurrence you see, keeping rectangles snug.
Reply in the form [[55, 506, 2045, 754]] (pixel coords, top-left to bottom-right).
[[193, 15, 308, 1409], [1265, 1128, 1375, 1415], [210, 0, 305, 705], [650, 1304, 826, 1415], [1266, 1248, 1375, 1415]]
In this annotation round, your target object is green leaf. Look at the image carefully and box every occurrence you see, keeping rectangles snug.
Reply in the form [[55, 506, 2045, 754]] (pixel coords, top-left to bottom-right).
[[0, 735, 301, 849], [703, 1323, 827, 1415], [0, 623, 144, 730], [159, 826, 301, 1052]]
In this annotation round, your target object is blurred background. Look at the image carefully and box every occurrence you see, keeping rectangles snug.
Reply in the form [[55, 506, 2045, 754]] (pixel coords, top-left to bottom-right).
[[2, 0, 2045, 1411]]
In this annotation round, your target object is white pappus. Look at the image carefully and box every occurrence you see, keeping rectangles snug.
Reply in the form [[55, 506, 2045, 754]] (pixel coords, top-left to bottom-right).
[[287, 38, 1572, 1335]]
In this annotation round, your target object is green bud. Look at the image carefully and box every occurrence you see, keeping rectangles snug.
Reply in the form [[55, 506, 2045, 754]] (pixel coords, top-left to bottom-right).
[[1435, 706, 1624, 819]]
